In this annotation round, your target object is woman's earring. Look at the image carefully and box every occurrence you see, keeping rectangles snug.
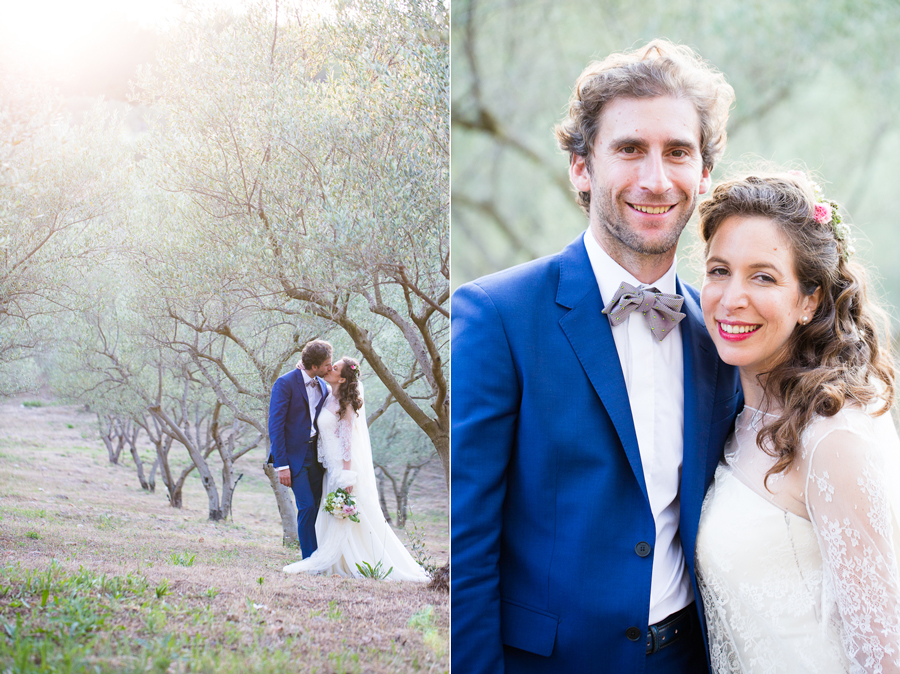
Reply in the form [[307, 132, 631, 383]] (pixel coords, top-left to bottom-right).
[[800, 316, 809, 325]]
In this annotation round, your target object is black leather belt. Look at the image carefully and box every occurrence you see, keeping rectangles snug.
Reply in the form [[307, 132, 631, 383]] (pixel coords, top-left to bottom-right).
[[646, 605, 692, 655]]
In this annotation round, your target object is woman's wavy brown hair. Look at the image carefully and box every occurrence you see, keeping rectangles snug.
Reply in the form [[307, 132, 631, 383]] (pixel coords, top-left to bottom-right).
[[698, 172, 895, 486], [334, 357, 363, 420]]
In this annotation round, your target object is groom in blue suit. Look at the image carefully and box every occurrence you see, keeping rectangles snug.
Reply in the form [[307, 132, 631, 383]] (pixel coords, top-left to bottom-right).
[[268, 339, 332, 558], [452, 41, 741, 673]]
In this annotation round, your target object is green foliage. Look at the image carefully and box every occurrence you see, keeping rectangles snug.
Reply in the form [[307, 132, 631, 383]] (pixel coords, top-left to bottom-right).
[[21, 401, 42, 408], [407, 604, 435, 631], [2, 0, 448, 552], [407, 604, 444, 654], [0, 563, 325, 672], [369, 401, 433, 468], [355, 560, 394, 580], [0, 563, 153, 669], [404, 508, 438, 576], [326, 600, 343, 621], [23, 532, 39, 540], [154, 578, 170, 598], [96, 514, 118, 530], [0, 72, 132, 386], [170, 552, 196, 567], [126, 0, 450, 488]]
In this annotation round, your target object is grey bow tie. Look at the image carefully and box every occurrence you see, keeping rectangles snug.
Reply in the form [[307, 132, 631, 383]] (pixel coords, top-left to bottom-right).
[[307, 379, 319, 389], [601, 282, 685, 342]]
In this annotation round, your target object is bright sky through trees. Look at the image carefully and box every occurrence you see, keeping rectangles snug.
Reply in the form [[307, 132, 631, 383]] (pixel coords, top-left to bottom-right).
[[0, 0, 294, 91], [2, 0, 180, 64]]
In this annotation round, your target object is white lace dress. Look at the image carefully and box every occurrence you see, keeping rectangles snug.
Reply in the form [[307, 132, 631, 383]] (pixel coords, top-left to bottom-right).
[[283, 390, 429, 582], [696, 404, 900, 673]]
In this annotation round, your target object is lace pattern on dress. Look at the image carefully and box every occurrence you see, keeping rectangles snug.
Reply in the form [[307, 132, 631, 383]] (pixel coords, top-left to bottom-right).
[[696, 404, 900, 674], [334, 412, 353, 462], [805, 414, 900, 673]]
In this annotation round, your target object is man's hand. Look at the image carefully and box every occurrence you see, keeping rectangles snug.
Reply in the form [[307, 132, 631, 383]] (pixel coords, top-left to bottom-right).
[[278, 470, 292, 488]]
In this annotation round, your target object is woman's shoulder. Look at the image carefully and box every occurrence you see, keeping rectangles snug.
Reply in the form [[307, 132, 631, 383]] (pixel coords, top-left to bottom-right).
[[802, 401, 897, 466], [807, 402, 873, 432]]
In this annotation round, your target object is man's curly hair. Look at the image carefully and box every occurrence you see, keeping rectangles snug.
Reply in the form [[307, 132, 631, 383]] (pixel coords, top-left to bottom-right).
[[555, 39, 734, 215]]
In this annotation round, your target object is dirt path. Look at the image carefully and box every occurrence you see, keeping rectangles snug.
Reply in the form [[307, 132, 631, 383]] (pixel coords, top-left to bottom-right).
[[0, 399, 448, 673]]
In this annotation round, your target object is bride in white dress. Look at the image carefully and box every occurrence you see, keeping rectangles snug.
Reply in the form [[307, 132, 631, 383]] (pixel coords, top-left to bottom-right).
[[694, 171, 900, 673], [283, 357, 429, 582]]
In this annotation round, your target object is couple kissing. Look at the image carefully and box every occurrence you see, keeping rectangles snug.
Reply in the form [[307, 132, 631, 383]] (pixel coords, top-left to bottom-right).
[[268, 339, 427, 582]]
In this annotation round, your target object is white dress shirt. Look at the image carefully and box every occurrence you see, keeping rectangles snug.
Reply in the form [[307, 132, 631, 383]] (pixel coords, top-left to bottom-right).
[[583, 229, 691, 625], [301, 369, 322, 439], [276, 369, 325, 472]]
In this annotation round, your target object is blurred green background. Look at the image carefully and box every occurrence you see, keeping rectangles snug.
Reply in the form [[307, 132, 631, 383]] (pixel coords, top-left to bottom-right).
[[451, 0, 900, 332]]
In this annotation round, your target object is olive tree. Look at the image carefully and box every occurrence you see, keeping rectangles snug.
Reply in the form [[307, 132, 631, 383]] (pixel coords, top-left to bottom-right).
[[132, 0, 450, 490], [0, 74, 129, 386]]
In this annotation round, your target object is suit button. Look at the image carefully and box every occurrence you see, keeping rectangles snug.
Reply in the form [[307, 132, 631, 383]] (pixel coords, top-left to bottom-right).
[[626, 626, 642, 641], [635, 541, 652, 557]]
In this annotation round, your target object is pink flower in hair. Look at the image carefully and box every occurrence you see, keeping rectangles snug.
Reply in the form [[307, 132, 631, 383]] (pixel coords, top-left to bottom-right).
[[814, 203, 832, 225]]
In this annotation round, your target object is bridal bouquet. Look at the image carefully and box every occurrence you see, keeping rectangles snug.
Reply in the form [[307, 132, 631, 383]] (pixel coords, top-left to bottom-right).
[[324, 488, 359, 522]]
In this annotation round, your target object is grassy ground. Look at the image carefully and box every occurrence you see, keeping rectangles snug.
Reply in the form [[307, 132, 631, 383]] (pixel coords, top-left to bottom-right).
[[0, 399, 448, 674]]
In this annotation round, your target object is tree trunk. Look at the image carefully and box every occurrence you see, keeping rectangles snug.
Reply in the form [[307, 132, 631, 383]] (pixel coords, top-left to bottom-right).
[[126, 424, 151, 491], [170, 484, 184, 509], [200, 469, 224, 521], [141, 415, 174, 501], [155, 433, 191, 509], [212, 416, 238, 521], [154, 433, 178, 506], [433, 430, 449, 492], [376, 468, 393, 525], [378, 459, 427, 528], [150, 404, 222, 520], [263, 460, 299, 546], [397, 462, 423, 528], [98, 414, 126, 465], [147, 456, 158, 492]]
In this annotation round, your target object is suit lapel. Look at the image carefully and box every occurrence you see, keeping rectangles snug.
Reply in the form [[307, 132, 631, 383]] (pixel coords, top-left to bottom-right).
[[557, 236, 648, 500], [677, 280, 719, 560], [297, 370, 311, 404]]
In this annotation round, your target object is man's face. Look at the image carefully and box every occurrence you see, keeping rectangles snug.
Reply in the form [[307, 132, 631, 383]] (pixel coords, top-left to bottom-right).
[[570, 96, 710, 264], [311, 357, 332, 378]]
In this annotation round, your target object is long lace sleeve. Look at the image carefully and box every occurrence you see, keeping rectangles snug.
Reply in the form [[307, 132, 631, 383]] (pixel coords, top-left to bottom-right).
[[335, 414, 353, 462], [806, 419, 900, 674]]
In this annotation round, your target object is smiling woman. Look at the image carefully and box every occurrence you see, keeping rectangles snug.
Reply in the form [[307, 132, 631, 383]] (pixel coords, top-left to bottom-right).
[[701, 214, 820, 391], [694, 169, 900, 674]]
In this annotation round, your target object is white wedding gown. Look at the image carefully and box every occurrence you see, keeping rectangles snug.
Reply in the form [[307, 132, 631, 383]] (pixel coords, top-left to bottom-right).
[[283, 388, 429, 582], [696, 404, 900, 673]]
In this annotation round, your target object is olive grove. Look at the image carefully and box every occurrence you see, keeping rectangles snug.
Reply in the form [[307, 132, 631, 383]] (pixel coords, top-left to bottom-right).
[[2, 0, 448, 548]]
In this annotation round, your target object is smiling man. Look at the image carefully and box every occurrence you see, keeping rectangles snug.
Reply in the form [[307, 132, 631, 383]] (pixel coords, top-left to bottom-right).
[[451, 40, 742, 673]]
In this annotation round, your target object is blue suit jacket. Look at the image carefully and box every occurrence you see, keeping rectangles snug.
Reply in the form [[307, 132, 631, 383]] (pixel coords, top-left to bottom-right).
[[450, 235, 742, 673], [268, 368, 328, 476]]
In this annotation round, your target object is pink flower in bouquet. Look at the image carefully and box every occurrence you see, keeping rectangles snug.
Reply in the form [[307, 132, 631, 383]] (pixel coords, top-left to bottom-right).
[[814, 203, 832, 225]]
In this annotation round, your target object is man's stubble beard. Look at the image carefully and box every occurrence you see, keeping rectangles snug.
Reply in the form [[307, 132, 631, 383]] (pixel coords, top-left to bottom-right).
[[590, 181, 698, 258]]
